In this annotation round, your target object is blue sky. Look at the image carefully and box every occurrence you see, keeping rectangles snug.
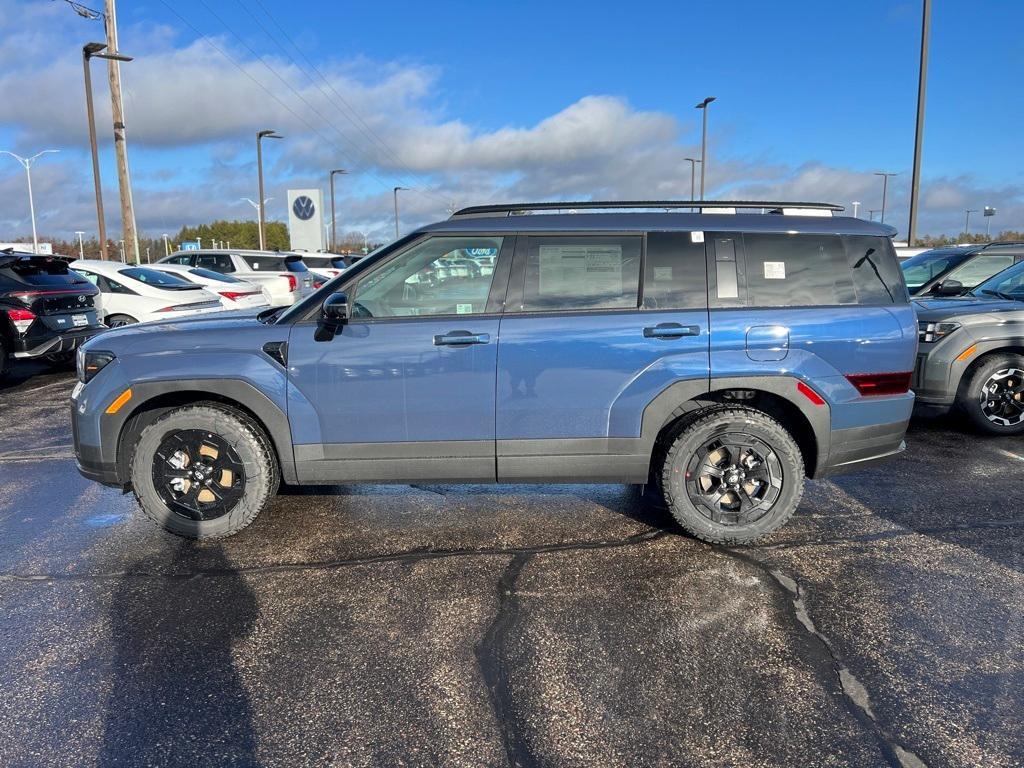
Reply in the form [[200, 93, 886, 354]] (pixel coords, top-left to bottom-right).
[[1, 0, 1021, 242]]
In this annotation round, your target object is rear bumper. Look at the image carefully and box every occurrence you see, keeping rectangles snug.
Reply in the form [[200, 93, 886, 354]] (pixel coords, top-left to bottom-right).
[[823, 419, 910, 475], [12, 327, 102, 358]]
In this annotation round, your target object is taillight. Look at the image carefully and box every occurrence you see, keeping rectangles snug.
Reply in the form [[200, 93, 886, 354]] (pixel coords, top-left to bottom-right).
[[5, 308, 36, 334], [313, 280, 324, 289], [218, 291, 259, 301], [846, 372, 913, 397], [285, 274, 298, 292]]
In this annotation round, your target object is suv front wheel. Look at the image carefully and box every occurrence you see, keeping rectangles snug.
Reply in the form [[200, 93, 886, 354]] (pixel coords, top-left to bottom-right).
[[958, 353, 1024, 435], [660, 407, 805, 545], [130, 403, 279, 538]]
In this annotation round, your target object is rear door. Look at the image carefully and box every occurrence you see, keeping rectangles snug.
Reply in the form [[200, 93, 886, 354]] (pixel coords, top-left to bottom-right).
[[495, 232, 710, 482]]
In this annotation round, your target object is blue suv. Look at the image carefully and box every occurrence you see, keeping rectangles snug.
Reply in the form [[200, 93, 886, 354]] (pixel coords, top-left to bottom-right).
[[71, 201, 916, 544]]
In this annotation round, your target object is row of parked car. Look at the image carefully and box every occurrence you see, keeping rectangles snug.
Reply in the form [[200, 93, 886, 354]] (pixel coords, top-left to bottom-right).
[[0, 248, 360, 378]]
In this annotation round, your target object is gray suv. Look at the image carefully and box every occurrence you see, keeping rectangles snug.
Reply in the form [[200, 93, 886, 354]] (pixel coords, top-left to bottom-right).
[[914, 258, 1024, 434]]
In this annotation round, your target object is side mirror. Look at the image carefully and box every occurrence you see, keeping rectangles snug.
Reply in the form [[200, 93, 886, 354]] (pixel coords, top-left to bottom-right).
[[933, 279, 964, 297], [315, 292, 348, 342]]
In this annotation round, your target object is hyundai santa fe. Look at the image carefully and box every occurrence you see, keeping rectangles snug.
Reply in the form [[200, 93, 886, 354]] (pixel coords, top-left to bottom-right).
[[71, 201, 917, 544]]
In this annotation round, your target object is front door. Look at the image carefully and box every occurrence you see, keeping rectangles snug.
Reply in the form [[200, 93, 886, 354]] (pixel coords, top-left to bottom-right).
[[495, 232, 711, 482], [286, 235, 512, 483]]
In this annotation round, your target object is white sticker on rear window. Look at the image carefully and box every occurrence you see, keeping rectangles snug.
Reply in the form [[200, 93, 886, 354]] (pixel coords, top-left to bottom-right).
[[456, 303, 473, 314], [764, 261, 786, 280], [691, 231, 705, 243], [653, 266, 673, 282]]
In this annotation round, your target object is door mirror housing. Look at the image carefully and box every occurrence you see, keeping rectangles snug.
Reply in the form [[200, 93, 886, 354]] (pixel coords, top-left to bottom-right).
[[933, 279, 964, 297], [315, 292, 349, 341]]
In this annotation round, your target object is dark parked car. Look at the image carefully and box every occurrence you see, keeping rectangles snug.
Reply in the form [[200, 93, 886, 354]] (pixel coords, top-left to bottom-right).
[[72, 200, 916, 544], [914, 258, 1024, 434], [900, 241, 1024, 296], [0, 249, 103, 379]]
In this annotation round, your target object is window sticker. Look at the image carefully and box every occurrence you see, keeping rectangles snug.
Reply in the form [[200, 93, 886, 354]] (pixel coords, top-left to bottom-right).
[[653, 266, 673, 282], [764, 261, 786, 280], [456, 303, 473, 314], [691, 231, 705, 243], [538, 244, 623, 296]]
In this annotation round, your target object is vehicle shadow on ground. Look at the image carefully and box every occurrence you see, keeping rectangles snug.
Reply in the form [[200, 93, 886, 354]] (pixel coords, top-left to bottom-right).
[[99, 542, 262, 767]]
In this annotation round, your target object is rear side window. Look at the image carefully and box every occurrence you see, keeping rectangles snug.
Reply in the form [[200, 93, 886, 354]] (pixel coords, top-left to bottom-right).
[[742, 233, 855, 306], [196, 253, 234, 273], [521, 236, 640, 311], [844, 235, 908, 304], [241, 255, 308, 272], [164, 254, 193, 265], [642, 232, 707, 309]]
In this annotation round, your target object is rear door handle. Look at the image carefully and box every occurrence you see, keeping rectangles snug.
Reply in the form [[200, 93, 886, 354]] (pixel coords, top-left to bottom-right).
[[433, 331, 491, 346], [643, 323, 700, 339]]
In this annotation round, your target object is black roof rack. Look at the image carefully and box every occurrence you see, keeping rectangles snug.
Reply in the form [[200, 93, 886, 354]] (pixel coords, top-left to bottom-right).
[[450, 200, 844, 218], [979, 240, 1024, 250]]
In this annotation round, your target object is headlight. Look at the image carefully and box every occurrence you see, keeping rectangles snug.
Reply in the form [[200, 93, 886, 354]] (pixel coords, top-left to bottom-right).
[[918, 321, 960, 343], [77, 349, 115, 383]]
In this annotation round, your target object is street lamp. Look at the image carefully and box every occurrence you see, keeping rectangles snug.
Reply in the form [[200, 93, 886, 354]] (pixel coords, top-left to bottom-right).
[[393, 186, 409, 239], [329, 169, 347, 251], [983, 206, 997, 239], [0, 149, 60, 254], [83, 42, 133, 260], [694, 97, 716, 200], [874, 172, 898, 224], [851, 201, 861, 218], [684, 157, 701, 205], [256, 129, 282, 250], [75, 231, 86, 258], [964, 209, 978, 237], [161, 233, 170, 257]]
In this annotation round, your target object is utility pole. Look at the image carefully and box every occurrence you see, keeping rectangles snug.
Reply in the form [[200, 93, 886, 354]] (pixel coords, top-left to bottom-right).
[[874, 172, 898, 224], [329, 169, 347, 251], [104, 0, 140, 264], [393, 187, 408, 239], [695, 97, 716, 200], [75, 231, 86, 258], [852, 201, 861, 218], [964, 209, 977, 237], [907, 0, 931, 247], [256, 130, 282, 250]]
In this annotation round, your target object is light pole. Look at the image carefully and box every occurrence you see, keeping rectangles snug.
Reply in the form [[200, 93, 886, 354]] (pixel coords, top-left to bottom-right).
[[964, 209, 977, 237], [75, 231, 86, 258], [874, 172, 898, 224], [0, 149, 60, 254], [256, 129, 282, 251], [983, 206, 996, 239], [329, 169, 347, 251], [694, 97, 716, 200], [852, 201, 861, 218], [907, 0, 932, 247], [161, 233, 170, 256], [83, 42, 132, 260], [684, 157, 700, 204], [393, 186, 409, 239]]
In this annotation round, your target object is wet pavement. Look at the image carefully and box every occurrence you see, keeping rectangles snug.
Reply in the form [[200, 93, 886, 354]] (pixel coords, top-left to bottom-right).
[[0, 368, 1021, 767]]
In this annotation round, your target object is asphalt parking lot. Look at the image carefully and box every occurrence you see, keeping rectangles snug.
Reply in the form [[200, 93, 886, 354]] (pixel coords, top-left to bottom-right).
[[0, 367, 1021, 768]]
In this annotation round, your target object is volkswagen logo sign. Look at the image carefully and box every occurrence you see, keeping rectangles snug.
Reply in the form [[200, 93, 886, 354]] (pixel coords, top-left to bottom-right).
[[292, 195, 316, 221]]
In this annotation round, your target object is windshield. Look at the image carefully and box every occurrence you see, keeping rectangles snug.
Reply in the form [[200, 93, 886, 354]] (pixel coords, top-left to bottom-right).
[[971, 260, 1024, 301], [900, 249, 971, 293], [120, 267, 195, 286], [189, 267, 242, 284]]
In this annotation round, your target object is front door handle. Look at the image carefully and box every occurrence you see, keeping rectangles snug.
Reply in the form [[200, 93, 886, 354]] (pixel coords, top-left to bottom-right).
[[643, 323, 700, 339], [433, 330, 491, 346]]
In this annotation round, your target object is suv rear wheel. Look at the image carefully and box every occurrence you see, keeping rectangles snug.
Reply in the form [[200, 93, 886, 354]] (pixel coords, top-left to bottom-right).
[[959, 353, 1024, 435], [660, 407, 805, 545], [130, 404, 279, 538], [106, 314, 138, 328]]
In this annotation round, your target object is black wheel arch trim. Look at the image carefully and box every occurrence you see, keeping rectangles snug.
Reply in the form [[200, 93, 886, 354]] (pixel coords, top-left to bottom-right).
[[108, 378, 297, 486]]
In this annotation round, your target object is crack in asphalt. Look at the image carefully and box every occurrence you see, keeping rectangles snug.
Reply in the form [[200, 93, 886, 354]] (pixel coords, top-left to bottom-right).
[[0, 528, 670, 584], [475, 552, 535, 768], [722, 547, 929, 768]]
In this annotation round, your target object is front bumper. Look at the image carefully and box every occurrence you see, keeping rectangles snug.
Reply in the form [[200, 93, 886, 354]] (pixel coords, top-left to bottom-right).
[[12, 327, 102, 359]]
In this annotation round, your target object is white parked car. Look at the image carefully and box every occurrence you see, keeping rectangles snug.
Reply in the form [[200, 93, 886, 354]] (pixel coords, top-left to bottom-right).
[[296, 253, 353, 281], [147, 263, 271, 310], [158, 250, 317, 306], [69, 260, 223, 327]]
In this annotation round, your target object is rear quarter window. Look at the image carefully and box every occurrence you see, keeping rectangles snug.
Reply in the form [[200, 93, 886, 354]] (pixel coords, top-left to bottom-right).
[[742, 233, 856, 307], [844, 235, 908, 304]]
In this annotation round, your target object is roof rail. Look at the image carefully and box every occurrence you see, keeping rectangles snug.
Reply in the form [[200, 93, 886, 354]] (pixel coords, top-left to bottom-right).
[[980, 240, 1024, 250], [450, 200, 845, 218]]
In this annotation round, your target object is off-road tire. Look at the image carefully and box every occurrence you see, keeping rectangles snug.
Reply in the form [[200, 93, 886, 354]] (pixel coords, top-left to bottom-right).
[[105, 314, 138, 328], [130, 403, 279, 539], [958, 353, 1024, 435], [660, 406, 805, 545]]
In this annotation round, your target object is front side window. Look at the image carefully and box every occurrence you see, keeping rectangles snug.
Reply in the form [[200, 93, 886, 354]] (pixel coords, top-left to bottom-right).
[[352, 236, 503, 318], [743, 233, 855, 307], [521, 236, 641, 311], [944, 252, 1016, 289], [900, 250, 970, 292]]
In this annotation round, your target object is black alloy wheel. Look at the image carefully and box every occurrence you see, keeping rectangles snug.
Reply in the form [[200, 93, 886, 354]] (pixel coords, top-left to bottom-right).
[[152, 429, 246, 521], [684, 433, 784, 526]]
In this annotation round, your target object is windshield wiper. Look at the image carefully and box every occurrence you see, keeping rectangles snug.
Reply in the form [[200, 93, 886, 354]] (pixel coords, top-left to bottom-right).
[[980, 289, 1021, 302]]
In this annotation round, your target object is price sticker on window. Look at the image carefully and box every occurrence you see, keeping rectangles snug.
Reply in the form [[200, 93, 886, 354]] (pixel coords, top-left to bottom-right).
[[764, 261, 786, 280]]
